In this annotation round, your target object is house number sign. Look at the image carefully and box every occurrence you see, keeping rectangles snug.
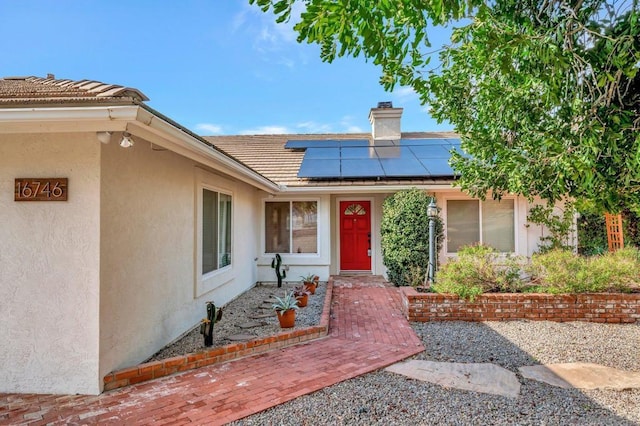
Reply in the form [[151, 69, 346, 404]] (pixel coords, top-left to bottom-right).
[[14, 178, 68, 201]]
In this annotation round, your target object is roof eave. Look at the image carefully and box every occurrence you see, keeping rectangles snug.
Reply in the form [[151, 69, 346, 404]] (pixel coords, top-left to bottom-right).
[[278, 181, 456, 193], [0, 105, 280, 193]]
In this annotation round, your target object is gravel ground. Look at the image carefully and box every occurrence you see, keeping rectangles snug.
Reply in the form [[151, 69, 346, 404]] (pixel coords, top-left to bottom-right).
[[231, 320, 640, 425], [146, 282, 325, 362]]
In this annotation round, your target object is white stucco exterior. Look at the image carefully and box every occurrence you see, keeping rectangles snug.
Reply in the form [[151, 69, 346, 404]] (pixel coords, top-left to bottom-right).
[[99, 139, 261, 381], [0, 133, 101, 394], [0, 103, 276, 395]]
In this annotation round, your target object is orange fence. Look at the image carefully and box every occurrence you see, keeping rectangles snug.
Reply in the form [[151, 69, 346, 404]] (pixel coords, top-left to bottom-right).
[[604, 213, 624, 252]]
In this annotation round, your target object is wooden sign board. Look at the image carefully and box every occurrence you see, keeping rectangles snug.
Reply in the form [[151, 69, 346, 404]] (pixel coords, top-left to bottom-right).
[[15, 178, 68, 201]]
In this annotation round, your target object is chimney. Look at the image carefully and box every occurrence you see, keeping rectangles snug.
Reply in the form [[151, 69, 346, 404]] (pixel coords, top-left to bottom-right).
[[46, 73, 55, 79], [368, 101, 403, 141]]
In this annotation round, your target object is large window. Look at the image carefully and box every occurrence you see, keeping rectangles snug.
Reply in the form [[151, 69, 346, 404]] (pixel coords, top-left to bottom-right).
[[265, 201, 317, 254], [202, 189, 232, 274], [447, 199, 514, 252]]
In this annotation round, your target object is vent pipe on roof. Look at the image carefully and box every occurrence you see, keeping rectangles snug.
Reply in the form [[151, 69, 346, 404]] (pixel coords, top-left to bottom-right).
[[369, 102, 403, 140]]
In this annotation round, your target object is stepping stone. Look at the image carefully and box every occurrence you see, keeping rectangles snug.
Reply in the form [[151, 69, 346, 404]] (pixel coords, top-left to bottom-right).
[[247, 313, 272, 319], [385, 360, 521, 398], [227, 334, 255, 341], [519, 363, 640, 390], [238, 321, 267, 329]]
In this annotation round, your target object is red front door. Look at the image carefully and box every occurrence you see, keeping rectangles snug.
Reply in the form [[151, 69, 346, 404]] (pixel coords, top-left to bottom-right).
[[340, 201, 372, 271]]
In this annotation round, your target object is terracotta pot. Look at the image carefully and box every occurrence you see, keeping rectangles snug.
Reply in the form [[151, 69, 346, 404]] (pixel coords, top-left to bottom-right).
[[276, 309, 296, 328], [304, 282, 316, 295], [295, 293, 308, 307]]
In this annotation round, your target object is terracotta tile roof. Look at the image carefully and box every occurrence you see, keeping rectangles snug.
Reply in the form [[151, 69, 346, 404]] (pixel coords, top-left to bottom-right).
[[0, 75, 149, 106], [204, 132, 458, 188]]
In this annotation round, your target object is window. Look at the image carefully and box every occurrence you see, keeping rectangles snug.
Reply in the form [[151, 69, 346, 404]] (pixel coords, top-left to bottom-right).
[[446, 199, 514, 252], [265, 201, 317, 254], [202, 189, 232, 274]]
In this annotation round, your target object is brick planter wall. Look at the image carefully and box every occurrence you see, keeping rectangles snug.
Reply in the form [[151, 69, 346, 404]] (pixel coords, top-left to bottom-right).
[[401, 287, 640, 323], [103, 279, 334, 392]]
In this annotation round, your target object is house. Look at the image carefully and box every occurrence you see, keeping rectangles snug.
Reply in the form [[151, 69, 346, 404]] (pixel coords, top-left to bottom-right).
[[0, 75, 553, 395]]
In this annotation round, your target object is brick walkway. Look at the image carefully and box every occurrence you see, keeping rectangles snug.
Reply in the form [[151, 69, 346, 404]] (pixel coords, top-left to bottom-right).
[[0, 276, 424, 425]]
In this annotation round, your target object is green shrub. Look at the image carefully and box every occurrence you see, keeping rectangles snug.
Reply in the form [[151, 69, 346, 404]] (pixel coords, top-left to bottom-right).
[[530, 248, 638, 293], [433, 245, 527, 300], [587, 247, 638, 292], [381, 189, 443, 287], [529, 249, 586, 292], [433, 246, 639, 299]]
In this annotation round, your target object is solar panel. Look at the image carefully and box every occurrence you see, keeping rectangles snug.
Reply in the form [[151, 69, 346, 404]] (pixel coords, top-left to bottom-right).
[[408, 144, 451, 159], [341, 159, 385, 177], [341, 146, 373, 159], [304, 147, 341, 159], [379, 151, 428, 176], [297, 158, 341, 177], [291, 138, 461, 179]]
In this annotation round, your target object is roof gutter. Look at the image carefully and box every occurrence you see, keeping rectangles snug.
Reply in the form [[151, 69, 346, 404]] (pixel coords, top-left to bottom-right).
[[278, 182, 456, 194], [131, 107, 280, 193], [0, 105, 280, 194]]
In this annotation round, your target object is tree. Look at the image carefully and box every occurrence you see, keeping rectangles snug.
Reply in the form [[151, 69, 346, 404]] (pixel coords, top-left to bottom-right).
[[251, 0, 640, 212]]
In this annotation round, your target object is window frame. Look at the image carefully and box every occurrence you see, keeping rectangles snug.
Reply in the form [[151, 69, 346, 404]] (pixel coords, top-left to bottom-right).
[[201, 187, 233, 275], [263, 199, 320, 256], [444, 196, 516, 254], [195, 168, 235, 297]]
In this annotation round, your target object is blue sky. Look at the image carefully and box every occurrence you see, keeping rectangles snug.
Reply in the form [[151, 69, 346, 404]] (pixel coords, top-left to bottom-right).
[[0, 1, 452, 135]]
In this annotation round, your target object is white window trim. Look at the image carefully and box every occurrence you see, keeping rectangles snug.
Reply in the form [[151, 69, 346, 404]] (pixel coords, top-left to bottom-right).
[[443, 196, 517, 255], [195, 168, 235, 297], [262, 198, 321, 257]]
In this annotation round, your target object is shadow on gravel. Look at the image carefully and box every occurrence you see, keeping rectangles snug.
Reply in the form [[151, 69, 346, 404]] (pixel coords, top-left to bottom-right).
[[232, 320, 639, 425]]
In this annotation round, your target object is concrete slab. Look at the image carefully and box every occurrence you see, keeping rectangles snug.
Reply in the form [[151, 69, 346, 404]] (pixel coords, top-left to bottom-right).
[[519, 363, 640, 390], [385, 360, 521, 398], [238, 321, 267, 329]]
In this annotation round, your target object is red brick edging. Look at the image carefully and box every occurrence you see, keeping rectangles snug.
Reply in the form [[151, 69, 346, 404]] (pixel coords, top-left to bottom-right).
[[401, 287, 640, 323], [104, 279, 334, 392]]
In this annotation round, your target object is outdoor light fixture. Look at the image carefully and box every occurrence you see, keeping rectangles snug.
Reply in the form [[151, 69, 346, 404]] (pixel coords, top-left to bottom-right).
[[96, 131, 112, 144], [427, 197, 438, 285], [427, 198, 438, 218], [119, 132, 134, 148]]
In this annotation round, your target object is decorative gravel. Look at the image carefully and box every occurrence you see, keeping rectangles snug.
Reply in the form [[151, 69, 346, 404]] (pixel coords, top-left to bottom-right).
[[231, 320, 640, 425], [146, 282, 325, 362]]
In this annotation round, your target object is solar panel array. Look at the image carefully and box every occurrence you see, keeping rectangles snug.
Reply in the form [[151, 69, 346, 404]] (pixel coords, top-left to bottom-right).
[[285, 138, 462, 179]]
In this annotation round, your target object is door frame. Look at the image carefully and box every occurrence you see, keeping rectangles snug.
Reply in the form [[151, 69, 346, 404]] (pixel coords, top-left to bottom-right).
[[335, 196, 376, 274]]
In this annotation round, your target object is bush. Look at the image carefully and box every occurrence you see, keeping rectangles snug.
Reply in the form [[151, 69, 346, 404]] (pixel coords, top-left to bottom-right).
[[433, 247, 639, 299], [380, 189, 443, 287], [528, 249, 587, 292], [529, 248, 638, 293], [433, 245, 527, 301]]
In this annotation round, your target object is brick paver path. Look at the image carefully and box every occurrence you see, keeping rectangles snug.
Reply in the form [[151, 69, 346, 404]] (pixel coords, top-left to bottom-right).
[[0, 276, 424, 425]]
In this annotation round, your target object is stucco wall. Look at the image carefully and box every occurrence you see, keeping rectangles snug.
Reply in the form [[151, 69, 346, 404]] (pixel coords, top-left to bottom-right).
[[99, 139, 260, 384], [0, 133, 101, 394]]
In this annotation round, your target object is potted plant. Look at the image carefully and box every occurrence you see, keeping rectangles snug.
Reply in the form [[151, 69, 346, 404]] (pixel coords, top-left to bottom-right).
[[293, 285, 311, 307], [300, 273, 317, 294], [272, 291, 299, 328]]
